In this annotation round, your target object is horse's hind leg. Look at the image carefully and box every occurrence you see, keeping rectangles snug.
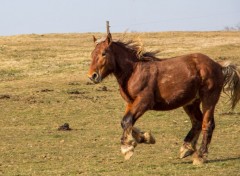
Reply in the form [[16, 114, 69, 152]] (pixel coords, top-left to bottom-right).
[[193, 103, 216, 165], [180, 99, 203, 159], [192, 88, 220, 165]]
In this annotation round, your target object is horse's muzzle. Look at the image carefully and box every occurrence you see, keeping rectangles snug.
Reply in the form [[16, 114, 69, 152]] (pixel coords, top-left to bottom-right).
[[88, 72, 101, 84]]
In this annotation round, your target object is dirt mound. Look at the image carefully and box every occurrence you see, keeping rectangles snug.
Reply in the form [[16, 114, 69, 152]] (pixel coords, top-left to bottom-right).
[[58, 123, 72, 131]]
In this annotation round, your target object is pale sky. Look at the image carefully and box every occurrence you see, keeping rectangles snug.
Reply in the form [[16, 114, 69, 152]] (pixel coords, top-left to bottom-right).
[[0, 0, 239, 36]]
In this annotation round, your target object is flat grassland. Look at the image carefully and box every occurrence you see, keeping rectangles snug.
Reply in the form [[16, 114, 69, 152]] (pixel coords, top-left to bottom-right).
[[0, 32, 239, 176]]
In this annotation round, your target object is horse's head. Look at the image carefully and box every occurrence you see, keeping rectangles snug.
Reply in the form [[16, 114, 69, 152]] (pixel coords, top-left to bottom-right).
[[88, 33, 116, 84]]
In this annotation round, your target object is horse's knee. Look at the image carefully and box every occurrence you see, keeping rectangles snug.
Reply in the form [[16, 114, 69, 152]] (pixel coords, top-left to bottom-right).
[[121, 113, 133, 129]]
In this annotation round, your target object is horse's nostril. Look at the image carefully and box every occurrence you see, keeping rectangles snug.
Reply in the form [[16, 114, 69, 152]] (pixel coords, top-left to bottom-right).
[[92, 72, 98, 80]]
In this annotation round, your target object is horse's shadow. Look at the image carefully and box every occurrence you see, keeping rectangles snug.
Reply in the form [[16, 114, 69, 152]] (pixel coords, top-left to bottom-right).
[[208, 156, 240, 163], [174, 156, 240, 165]]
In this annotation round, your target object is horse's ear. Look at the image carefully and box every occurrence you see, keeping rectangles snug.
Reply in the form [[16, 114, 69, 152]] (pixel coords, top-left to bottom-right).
[[106, 32, 112, 46], [93, 35, 97, 44]]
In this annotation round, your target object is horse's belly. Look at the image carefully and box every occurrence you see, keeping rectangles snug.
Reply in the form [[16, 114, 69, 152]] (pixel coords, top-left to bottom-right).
[[153, 93, 199, 110], [154, 78, 200, 110]]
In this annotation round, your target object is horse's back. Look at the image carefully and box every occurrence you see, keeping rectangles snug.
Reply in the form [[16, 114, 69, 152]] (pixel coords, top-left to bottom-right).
[[157, 53, 223, 83], [127, 53, 223, 110], [153, 53, 223, 110]]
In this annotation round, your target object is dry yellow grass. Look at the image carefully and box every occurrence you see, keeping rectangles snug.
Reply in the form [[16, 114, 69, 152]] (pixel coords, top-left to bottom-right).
[[0, 32, 239, 175]]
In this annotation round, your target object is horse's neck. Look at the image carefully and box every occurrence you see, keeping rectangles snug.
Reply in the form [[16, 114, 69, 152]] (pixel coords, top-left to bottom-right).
[[113, 57, 135, 102], [114, 57, 135, 86], [112, 45, 136, 88]]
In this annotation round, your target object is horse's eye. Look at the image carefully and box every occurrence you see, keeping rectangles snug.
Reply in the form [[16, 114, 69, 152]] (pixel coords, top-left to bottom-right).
[[102, 51, 106, 57]]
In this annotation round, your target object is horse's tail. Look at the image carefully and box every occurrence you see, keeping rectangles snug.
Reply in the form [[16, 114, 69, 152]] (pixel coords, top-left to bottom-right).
[[221, 62, 240, 109]]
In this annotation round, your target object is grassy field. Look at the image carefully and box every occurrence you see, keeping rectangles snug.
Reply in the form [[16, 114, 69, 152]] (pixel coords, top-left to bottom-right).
[[0, 32, 240, 176]]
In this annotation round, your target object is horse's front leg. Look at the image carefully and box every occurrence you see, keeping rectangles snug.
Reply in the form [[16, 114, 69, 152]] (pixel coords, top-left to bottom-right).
[[132, 127, 156, 144], [123, 104, 155, 145], [121, 120, 156, 160], [120, 112, 137, 160], [120, 97, 153, 160]]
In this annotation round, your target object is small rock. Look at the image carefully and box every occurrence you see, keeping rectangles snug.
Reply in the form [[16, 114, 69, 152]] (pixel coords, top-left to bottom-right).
[[41, 89, 54, 92], [58, 123, 72, 131], [86, 82, 94, 85], [68, 82, 80, 85], [0, 94, 10, 99], [67, 89, 85, 95], [96, 86, 108, 91], [101, 86, 108, 91]]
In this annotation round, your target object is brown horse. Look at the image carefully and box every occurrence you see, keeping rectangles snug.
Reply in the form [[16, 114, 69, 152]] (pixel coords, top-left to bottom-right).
[[88, 31, 240, 165]]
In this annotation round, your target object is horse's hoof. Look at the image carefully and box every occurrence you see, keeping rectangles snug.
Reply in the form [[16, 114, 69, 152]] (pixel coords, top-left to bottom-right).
[[192, 153, 207, 165], [143, 131, 156, 144], [121, 145, 135, 160], [193, 157, 205, 165], [124, 150, 134, 160], [179, 145, 194, 159]]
